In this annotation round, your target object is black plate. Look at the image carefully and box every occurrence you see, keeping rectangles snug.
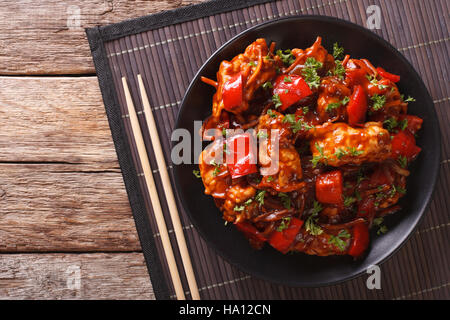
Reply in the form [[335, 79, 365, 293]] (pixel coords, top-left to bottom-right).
[[173, 16, 441, 287]]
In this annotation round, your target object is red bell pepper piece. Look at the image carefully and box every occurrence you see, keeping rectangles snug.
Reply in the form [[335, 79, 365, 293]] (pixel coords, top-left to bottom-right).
[[348, 222, 370, 257], [376, 67, 400, 83], [222, 73, 243, 111], [268, 217, 304, 254], [345, 68, 367, 86], [346, 85, 368, 126], [226, 133, 257, 179], [273, 75, 312, 111], [315, 170, 344, 205], [391, 130, 421, 160], [235, 221, 266, 243], [398, 114, 423, 135]]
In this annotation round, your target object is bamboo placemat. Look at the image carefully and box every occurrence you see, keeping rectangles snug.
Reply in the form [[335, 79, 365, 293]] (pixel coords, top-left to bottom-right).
[[86, 0, 449, 300]]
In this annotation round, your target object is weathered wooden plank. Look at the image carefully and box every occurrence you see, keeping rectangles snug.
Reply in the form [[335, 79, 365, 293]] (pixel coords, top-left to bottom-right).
[[0, 0, 204, 75], [0, 252, 154, 299], [0, 164, 140, 252], [0, 76, 117, 165]]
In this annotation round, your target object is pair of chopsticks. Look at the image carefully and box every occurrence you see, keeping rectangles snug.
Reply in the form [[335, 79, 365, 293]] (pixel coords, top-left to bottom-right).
[[121, 75, 200, 300]]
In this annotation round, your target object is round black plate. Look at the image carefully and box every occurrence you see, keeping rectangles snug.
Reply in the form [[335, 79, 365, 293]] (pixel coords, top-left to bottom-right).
[[173, 16, 441, 287]]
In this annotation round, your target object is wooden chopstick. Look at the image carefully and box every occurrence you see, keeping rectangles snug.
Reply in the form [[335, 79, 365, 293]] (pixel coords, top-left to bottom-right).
[[121, 77, 186, 300], [137, 74, 200, 300]]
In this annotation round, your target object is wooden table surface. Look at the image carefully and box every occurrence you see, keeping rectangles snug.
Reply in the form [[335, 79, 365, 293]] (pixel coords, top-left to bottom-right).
[[0, 0, 203, 299]]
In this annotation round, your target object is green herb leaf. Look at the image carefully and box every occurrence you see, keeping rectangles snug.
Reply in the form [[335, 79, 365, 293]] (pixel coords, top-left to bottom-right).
[[301, 57, 323, 89], [278, 192, 291, 209], [343, 196, 356, 207], [283, 76, 292, 83], [383, 117, 398, 132], [276, 217, 292, 232], [398, 155, 408, 168], [328, 229, 351, 251], [257, 131, 268, 139], [370, 94, 386, 111], [255, 190, 266, 206], [305, 201, 323, 235], [192, 169, 201, 178], [334, 147, 349, 159], [332, 42, 345, 60], [276, 49, 296, 65], [272, 94, 282, 108], [262, 81, 273, 90], [311, 142, 328, 167], [347, 147, 364, 156], [267, 109, 277, 118], [404, 95, 416, 102]]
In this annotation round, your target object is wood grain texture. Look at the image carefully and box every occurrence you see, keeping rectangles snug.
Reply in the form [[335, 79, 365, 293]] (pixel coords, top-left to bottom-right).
[[0, 0, 205, 75], [0, 164, 140, 252], [0, 253, 154, 299], [0, 76, 117, 165]]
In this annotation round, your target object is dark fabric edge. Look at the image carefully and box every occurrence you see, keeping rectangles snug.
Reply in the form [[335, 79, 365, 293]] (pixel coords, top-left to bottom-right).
[[91, 0, 274, 42], [85, 26, 171, 300]]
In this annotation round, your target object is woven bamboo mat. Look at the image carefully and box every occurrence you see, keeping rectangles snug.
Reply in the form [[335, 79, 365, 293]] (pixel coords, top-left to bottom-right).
[[87, 0, 449, 299]]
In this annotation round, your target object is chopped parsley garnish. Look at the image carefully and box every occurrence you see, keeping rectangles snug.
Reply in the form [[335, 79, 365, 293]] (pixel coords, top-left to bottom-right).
[[373, 217, 389, 235], [264, 53, 273, 62], [192, 169, 201, 178], [302, 57, 323, 89], [332, 42, 345, 60], [262, 81, 273, 90], [248, 61, 257, 67], [326, 96, 350, 112], [302, 106, 310, 114], [282, 114, 315, 133], [377, 225, 388, 235], [403, 95, 416, 102], [234, 198, 253, 212], [283, 76, 292, 83], [266, 176, 274, 182], [329, 61, 346, 79], [383, 117, 408, 132], [257, 130, 268, 139], [383, 117, 398, 132], [399, 118, 408, 131], [255, 190, 266, 206], [209, 159, 221, 176], [272, 94, 282, 108], [366, 74, 389, 90], [311, 142, 328, 167], [398, 155, 408, 168], [328, 229, 351, 251], [370, 94, 386, 111], [276, 49, 296, 65], [305, 201, 323, 235], [278, 193, 291, 209], [347, 147, 364, 156], [343, 196, 356, 207], [277, 217, 292, 232], [334, 147, 349, 159], [267, 109, 277, 118]]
